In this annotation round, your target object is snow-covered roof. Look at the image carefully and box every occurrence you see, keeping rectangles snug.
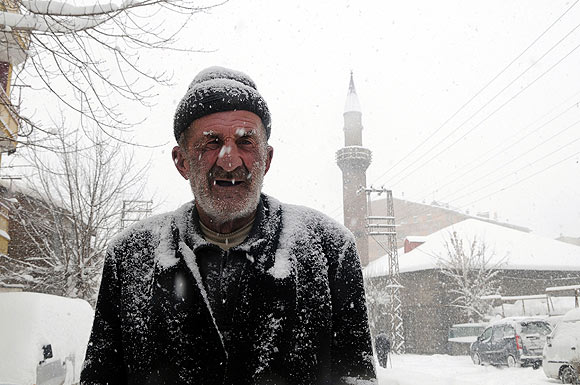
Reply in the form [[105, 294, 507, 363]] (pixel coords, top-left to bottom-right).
[[343, 72, 361, 113], [489, 316, 549, 326], [364, 218, 580, 278], [546, 284, 580, 292], [405, 236, 427, 243], [493, 296, 577, 318]]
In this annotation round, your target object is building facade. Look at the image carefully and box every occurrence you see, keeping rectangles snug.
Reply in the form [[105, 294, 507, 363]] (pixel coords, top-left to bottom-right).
[[0, 0, 28, 256]]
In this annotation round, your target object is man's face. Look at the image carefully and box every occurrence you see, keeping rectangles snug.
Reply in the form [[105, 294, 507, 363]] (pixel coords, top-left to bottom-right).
[[172, 110, 273, 225]]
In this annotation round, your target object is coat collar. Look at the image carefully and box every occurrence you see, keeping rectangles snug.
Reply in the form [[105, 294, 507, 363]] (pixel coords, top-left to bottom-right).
[[174, 194, 283, 271]]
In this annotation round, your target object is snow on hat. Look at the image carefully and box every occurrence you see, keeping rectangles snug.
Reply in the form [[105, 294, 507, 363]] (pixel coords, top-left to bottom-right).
[[173, 66, 271, 141]]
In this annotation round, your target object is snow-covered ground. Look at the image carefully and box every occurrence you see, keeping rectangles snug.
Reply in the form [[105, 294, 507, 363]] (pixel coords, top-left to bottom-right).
[[377, 354, 559, 385]]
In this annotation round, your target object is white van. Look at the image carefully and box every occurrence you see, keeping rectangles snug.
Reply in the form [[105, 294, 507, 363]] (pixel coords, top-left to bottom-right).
[[543, 308, 580, 384], [0, 292, 94, 385]]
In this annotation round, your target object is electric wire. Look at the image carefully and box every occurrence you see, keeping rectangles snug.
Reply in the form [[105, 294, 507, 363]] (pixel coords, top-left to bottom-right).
[[387, 36, 580, 190], [411, 94, 580, 206], [365, 0, 580, 190], [394, 141, 580, 225], [418, 118, 580, 206], [458, 149, 580, 211], [374, 96, 580, 224]]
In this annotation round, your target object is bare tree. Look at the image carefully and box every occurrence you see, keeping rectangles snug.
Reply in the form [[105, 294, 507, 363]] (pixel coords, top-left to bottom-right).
[[0, 125, 148, 304], [0, 0, 222, 146], [437, 231, 504, 322]]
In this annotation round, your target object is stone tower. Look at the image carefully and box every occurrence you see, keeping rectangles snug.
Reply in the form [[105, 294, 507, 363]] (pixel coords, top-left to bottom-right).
[[336, 72, 372, 266]]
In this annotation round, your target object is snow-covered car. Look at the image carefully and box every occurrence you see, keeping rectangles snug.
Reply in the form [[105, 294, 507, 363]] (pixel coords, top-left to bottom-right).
[[447, 323, 487, 355], [0, 291, 94, 385], [543, 308, 580, 384], [470, 317, 552, 368]]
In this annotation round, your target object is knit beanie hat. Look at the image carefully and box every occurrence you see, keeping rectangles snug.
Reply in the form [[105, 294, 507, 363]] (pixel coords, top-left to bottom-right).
[[173, 66, 271, 142]]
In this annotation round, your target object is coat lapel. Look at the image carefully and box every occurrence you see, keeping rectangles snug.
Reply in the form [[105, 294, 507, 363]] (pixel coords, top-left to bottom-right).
[[226, 196, 297, 381], [152, 202, 227, 353]]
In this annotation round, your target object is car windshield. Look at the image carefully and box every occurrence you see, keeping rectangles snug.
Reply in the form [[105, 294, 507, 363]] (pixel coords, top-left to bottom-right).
[[520, 321, 552, 336]]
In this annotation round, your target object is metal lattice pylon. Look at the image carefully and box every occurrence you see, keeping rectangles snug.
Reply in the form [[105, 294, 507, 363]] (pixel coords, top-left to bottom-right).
[[366, 188, 405, 353], [120, 200, 153, 229]]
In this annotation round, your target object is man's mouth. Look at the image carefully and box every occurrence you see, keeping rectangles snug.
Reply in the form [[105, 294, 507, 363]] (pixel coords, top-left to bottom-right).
[[213, 179, 244, 187]]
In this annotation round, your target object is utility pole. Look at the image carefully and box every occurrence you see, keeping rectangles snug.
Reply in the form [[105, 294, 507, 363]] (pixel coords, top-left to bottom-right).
[[365, 187, 405, 353], [120, 200, 152, 229]]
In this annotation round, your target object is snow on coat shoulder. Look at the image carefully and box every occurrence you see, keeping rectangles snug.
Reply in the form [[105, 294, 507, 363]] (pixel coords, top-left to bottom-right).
[[108, 201, 197, 270], [270, 200, 356, 280]]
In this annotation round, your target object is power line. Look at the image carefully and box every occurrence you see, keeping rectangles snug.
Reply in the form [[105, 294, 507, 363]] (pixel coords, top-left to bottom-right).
[[459, 149, 580, 210], [387, 37, 580, 190], [420, 118, 580, 206], [394, 143, 580, 224], [451, 136, 579, 208], [367, 1, 580, 188], [412, 94, 580, 205]]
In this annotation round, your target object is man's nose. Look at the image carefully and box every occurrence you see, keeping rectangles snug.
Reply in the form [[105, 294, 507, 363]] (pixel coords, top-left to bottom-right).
[[216, 141, 243, 172]]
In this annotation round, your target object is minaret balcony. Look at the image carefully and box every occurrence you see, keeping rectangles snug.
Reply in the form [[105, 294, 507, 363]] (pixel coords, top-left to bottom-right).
[[336, 146, 372, 170]]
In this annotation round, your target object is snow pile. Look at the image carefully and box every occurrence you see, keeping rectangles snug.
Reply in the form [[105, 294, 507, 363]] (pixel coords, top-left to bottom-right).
[[365, 219, 580, 277], [376, 354, 552, 385], [563, 307, 580, 322], [0, 292, 94, 385]]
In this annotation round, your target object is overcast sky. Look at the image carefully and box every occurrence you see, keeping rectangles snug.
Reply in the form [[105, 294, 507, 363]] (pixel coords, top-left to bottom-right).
[[128, 0, 580, 239], [20, 0, 580, 239]]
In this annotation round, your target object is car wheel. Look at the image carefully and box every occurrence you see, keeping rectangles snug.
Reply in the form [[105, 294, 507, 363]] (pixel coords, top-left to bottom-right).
[[506, 355, 518, 368], [472, 353, 482, 366], [560, 366, 578, 384]]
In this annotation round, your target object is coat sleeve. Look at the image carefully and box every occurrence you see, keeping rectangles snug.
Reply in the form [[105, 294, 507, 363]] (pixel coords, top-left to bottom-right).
[[328, 237, 377, 384], [81, 244, 128, 385]]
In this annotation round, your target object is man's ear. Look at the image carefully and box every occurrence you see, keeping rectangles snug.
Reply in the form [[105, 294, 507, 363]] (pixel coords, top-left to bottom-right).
[[172, 146, 190, 180], [264, 145, 274, 175]]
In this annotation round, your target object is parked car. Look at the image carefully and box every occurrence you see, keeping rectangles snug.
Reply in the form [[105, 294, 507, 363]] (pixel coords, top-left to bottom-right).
[[447, 323, 487, 355], [543, 308, 580, 384], [0, 291, 94, 385], [470, 317, 552, 368]]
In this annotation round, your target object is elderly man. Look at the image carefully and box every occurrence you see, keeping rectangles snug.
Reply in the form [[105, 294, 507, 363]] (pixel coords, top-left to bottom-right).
[[81, 67, 376, 385]]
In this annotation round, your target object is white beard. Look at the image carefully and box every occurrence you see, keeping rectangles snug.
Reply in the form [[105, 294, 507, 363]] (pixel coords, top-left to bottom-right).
[[187, 155, 267, 226]]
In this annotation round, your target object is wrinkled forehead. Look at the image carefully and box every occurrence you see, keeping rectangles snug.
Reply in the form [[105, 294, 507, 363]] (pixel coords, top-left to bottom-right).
[[187, 110, 267, 140]]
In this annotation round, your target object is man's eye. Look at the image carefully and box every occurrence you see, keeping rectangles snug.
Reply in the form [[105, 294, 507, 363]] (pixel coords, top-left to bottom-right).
[[237, 138, 253, 146], [205, 139, 220, 149]]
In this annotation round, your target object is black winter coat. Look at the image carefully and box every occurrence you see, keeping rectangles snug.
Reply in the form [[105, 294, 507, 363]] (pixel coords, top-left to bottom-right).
[[81, 195, 376, 385]]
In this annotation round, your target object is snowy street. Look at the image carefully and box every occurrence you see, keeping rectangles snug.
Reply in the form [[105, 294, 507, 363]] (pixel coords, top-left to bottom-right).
[[377, 354, 559, 385]]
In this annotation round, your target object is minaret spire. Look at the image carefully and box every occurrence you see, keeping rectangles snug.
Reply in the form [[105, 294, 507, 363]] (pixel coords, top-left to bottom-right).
[[336, 71, 372, 265], [349, 70, 356, 93], [344, 71, 361, 113]]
